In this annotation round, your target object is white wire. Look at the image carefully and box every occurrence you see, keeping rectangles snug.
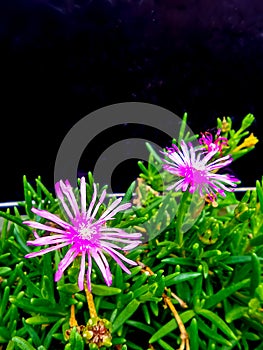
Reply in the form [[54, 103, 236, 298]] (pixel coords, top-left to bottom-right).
[[0, 188, 257, 208]]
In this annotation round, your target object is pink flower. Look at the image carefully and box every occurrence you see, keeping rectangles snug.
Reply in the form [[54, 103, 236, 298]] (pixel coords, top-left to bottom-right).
[[161, 140, 239, 200], [198, 129, 228, 154], [24, 177, 142, 291]]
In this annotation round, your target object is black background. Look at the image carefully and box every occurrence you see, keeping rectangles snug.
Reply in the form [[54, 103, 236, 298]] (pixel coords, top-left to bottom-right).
[[1, 0, 263, 202]]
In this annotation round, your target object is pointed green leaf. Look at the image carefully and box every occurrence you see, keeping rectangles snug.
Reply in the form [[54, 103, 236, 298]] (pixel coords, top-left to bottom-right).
[[166, 272, 201, 286], [35, 178, 55, 203], [188, 318, 199, 350], [43, 318, 65, 349], [68, 326, 84, 350], [256, 180, 263, 213], [145, 142, 163, 164], [196, 317, 232, 347], [11, 336, 36, 350], [0, 267, 12, 277], [250, 253, 261, 296], [22, 318, 41, 347], [204, 279, 250, 309], [225, 306, 248, 323], [157, 339, 175, 350], [57, 283, 79, 294], [149, 310, 195, 343], [125, 320, 155, 334], [112, 299, 141, 333], [26, 315, 60, 325], [0, 286, 10, 319], [178, 112, 188, 144], [91, 284, 122, 296], [10, 297, 66, 316], [197, 309, 237, 340], [0, 211, 31, 233], [0, 326, 11, 342]]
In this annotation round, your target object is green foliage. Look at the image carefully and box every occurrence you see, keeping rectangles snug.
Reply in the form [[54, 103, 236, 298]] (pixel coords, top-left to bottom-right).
[[0, 115, 262, 349]]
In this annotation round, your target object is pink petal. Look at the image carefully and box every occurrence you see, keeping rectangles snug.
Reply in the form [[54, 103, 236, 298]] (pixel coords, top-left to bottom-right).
[[23, 221, 66, 234], [80, 177, 86, 214], [91, 189, 107, 218], [103, 246, 137, 274], [25, 242, 69, 258], [30, 208, 70, 229], [92, 250, 112, 286], [98, 250, 112, 285], [55, 248, 79, 282], [87, 252, 93, 291], [60, 180, 80, 218], [55, 181, 74, 220], [78, 251, 86, 291], [27, 235, 69, 246], [86, 183, 97, 219], [99, 201, 131, 222]]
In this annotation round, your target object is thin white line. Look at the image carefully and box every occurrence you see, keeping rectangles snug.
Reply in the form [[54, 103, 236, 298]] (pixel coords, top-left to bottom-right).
[[233, 187, 256, 192], [0, 188, 257, 208], [0, 201, 22, 208]]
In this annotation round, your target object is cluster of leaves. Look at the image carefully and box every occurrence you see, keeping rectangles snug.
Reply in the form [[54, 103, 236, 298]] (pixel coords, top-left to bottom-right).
[[0, 114, 263, 350]]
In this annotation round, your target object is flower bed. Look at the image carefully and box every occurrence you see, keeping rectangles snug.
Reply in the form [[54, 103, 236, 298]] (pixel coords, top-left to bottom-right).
[[0, 114, 263, 350]]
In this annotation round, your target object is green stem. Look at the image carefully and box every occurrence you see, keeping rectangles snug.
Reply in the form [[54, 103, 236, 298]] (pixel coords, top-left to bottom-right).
[[175, 191, 191, 247]]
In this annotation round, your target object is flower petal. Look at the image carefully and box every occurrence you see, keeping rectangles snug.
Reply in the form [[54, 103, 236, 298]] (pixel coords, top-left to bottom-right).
[[27, 234, 69, 246], [78, 251, 86, 291], [60, 180, 80, 218], [30, 207, 70, 229], [80, 177, 86, 214], [87, 252, 93, 291], [86, 183, 97, 219], [23, 221, 66, 234], [98, 197, 122, 219], [103, 246, 137, 271], [92, 250, 112, 287], [99, 201, 131, 222], [55, 181, 74, 220], [25, 242, 69, 258], [55, 248, 79, 282], [91, 189, 107, 218]]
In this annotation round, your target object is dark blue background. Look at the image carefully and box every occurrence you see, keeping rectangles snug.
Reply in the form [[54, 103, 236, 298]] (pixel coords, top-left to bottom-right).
[[1, 0, 263, 201]]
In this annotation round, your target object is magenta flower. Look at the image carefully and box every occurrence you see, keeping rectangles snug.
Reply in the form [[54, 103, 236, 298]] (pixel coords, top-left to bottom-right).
[[198, 129, 228, 154], [24, 177, 142, 291], [161, 140, 239, 200]]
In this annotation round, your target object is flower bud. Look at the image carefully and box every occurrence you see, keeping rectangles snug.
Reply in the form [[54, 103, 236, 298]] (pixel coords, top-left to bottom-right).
[[234, 203, 255, 222]]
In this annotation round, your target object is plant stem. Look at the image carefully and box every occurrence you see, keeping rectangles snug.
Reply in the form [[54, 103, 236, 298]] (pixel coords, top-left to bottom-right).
[[84, 281, 97, 319], [69, 295, 78, 327], [163, 294, 190, 350], [175, 191, 191, 247], [138, 261, 189, 348]]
